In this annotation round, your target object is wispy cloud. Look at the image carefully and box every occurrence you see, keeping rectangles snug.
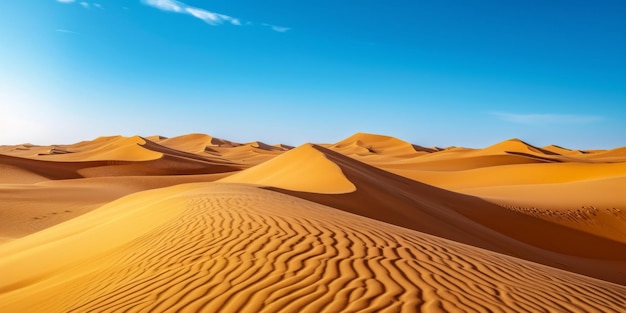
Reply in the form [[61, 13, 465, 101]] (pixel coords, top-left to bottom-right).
[[57, 0, 99, 9], [490, 112, 603, 124], [141, 0, 288, 31], [142, 0, 240, 26], [56, 29, 77, 34], [262, 23, 291, 33]]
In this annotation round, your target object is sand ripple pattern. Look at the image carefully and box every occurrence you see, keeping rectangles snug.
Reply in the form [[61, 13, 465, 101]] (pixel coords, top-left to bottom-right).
[[14, 184, 626, 312]]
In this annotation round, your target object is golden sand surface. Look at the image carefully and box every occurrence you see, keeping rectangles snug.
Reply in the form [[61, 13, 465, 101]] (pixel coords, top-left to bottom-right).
[[1, 133, 624, 312]]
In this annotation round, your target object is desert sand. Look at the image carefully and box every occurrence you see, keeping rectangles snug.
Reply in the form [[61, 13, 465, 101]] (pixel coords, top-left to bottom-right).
[[1, 133, 625, 312]]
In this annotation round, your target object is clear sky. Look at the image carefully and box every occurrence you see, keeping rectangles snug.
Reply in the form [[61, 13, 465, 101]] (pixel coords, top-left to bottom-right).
[[1, 0, 625, 149]]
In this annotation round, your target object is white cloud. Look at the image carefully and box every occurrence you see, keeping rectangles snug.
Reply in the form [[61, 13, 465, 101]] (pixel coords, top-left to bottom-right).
[[57, 0, 75, 3], [93, 3, 102, 9], [490, 112, 603, 124], [80, 2, 89, 8], [142, 0, 282, 30]]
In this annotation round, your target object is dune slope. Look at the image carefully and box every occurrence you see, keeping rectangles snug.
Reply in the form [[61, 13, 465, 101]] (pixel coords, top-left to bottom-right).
[[0, 183, 623, 313]]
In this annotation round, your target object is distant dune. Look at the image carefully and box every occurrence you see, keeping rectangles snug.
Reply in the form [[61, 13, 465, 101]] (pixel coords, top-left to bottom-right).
[[1, 132, 625, 312]]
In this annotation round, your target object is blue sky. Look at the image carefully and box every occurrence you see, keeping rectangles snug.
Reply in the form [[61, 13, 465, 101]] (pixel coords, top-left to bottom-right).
[[1, 0, 624, 149]]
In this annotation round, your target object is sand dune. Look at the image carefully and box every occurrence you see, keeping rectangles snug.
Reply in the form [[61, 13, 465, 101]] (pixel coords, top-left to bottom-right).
[[1, 184, 624, 313], [37, 136, 163, 161], [144, 135, 167, 142], [139, 137, 242, 165], [480, 138, 559, 157], [329, 133, 433, 158], [159, 133, 218, 153], [274, 143, 295, 150], [214, 142, 289, 166], [400, 138, 563, 164], [0, 138, 244, 180], [154, 133, 289, 166], [255, 145, 626, 284], [158, 133, 238, 154], [381, 138, 601, 168], [2, 134, 241, 165], [221, 144, 355, 194], [327, 136, 579, 175]]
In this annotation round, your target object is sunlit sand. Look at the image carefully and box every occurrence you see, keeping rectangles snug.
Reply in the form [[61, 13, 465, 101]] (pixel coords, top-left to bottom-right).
[[1, 133, 624, 312]]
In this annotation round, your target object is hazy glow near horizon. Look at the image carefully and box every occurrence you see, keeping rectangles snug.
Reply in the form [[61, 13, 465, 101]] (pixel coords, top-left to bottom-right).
[[0, 0, 624, 149]]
